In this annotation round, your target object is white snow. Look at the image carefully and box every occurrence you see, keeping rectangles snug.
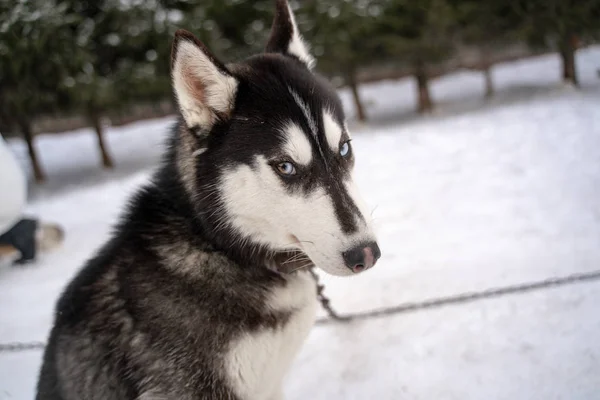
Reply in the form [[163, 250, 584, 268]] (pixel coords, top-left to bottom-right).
[[1, 47, 600, 398], [289, 280, 600, 400]]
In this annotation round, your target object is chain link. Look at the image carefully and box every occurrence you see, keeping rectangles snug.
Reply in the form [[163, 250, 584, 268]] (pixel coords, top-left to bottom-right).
[[0, 341, 46, 352], [315, 269, 600, 325], [2, 269, 600, 353], [309, 267, 351, 322]]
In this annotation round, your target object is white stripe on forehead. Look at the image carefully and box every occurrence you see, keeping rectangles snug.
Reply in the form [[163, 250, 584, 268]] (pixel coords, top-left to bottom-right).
[[288, 86, 329, 164], [283, 122, 313, 165], [288, 86, 318, 138], [323, 110, 343, 151]]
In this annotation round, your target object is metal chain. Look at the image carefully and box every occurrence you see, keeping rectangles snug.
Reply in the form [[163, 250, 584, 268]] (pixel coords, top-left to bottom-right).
[[309, 267, 350, 322], [3, 269, 600, 353], [314, 269, 600, 325], [0, 341, 45, 352]]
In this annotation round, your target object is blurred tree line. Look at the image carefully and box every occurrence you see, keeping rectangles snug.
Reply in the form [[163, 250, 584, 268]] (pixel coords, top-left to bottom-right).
[[1, 0, 599, 181]]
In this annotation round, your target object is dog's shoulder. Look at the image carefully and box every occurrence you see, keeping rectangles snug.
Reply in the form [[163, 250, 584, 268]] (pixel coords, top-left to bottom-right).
[[52, 184, 157, 326]]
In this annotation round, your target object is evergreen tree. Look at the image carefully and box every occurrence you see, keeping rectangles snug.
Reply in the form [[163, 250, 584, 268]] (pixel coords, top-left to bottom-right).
[[166, 0, 381, 120], [375, 0, 457, 113], [514, 0, 600, 86], [0, 0, 88, 181], [56, 0, 173, 168], [168, 0, 272, 62], [304, 0, 382, 121], [451, 0, 522, 98]]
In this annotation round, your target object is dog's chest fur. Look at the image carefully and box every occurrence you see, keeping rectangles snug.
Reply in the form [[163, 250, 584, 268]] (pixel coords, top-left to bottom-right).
[[44, 233, 319, 400], [225, 270, 318, 399]]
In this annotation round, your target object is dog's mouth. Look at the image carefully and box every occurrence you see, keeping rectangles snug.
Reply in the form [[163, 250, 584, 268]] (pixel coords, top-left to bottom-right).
[[272, 250, 315, 274]]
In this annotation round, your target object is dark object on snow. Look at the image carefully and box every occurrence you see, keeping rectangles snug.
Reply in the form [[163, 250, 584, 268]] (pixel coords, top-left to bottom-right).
[[0, 219, 64, 264], [0, 218, 38, 263]]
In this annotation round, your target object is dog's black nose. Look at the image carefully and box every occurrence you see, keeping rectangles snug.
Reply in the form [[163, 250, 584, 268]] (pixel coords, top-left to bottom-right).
[[343, 242, 381, 273]]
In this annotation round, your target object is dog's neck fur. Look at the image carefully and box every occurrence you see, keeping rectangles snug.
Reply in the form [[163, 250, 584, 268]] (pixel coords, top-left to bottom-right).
[[146, 125, 303, 276]]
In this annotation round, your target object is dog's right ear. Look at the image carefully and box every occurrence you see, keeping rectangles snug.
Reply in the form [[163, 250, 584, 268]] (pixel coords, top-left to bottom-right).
[[171, 30, 238, 130]]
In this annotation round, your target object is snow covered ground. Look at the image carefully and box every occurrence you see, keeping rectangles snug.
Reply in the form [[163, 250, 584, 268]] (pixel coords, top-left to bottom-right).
[[1, 47, 600, 399]]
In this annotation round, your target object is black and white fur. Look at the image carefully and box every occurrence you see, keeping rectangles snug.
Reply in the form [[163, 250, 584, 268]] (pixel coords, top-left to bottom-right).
[[37, 1, 380, 399]]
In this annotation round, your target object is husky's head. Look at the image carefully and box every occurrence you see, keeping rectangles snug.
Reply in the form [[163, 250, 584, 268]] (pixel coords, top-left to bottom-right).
[[169, 0, 380, 276]]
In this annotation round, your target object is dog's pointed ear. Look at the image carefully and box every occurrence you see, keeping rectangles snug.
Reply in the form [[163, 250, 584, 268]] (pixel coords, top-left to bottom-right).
[[265, 0, 315, 69], [171, 29, 238, 129]]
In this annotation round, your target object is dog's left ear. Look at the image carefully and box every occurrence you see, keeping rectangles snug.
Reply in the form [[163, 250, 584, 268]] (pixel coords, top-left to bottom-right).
[[171, 29, 238, 130], [265, 0, 315, 69]]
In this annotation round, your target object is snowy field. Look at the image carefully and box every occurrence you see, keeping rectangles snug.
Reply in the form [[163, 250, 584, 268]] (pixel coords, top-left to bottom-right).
[[1, 47, 600, 399]]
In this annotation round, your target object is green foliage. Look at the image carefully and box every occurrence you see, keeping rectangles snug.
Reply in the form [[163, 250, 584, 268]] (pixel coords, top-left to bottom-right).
[[55, 0, 173, 115], [373, 0, 457, 68], [2, 0, 599, 134], [450, 0, 522, 48], [302, 0, 382, 77], [0, 0, 87, 130], [166, 0, 273, 62], [513, 0, 600, 49]]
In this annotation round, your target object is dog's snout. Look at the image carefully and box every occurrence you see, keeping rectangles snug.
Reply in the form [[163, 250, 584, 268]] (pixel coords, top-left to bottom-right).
[[343, 242, 381, 273]]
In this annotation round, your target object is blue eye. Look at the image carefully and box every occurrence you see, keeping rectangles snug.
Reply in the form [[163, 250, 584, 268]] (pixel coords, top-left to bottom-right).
[[340, 141, 350, 157], [276, 161, 297, 176]]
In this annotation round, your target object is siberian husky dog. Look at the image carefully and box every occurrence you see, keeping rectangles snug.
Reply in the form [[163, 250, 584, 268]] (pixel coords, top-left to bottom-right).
[[36, 1, 380, 399]]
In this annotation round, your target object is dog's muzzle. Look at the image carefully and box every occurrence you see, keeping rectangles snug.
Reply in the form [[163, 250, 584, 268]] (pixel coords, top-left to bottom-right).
[[343, 242, 381, 273]]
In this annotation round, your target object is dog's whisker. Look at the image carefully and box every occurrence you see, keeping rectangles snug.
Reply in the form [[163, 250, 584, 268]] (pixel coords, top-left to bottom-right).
[[281, 253, 308, 261], [286, 262, 315, 273], [279, 239, 315, 247], [370, 205, 379, 217], [282, 256, 311, 265]]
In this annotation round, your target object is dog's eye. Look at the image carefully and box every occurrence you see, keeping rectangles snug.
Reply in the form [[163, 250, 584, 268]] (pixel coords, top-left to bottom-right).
[[276, 162, 297, 176], [340, 141, 351, 157]]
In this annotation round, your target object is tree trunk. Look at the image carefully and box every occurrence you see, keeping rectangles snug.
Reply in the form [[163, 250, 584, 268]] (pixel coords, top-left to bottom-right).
[[18, 119, 46, 183], [90, 112, 114, 168], [483, 66, 494, 99], [348, 72, 367, 122], [560, 33, 578, 87], [481, 50, 494, 99], [415, 65, 433, 113]]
